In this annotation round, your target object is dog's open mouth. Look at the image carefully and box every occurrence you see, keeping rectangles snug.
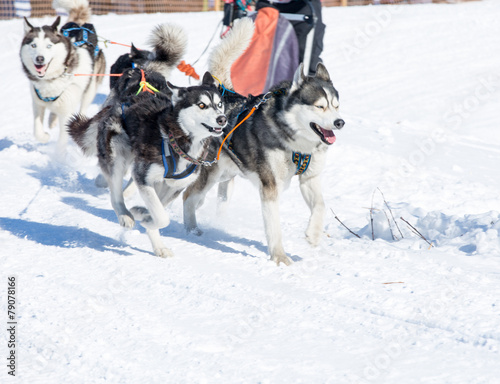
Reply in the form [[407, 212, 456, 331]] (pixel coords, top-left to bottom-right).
[[310, 123, 336, 145], [202, 123, 224, 136], [34, 63, 48, 77]]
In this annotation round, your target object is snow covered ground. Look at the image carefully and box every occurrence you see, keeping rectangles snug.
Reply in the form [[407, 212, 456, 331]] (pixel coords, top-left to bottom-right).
[[1, 1, 500, 383]]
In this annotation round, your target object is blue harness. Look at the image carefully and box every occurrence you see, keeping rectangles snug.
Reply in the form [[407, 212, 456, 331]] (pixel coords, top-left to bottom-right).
[[161, 139, 198, 180], [34, 87, 60, 102], [62, 26, 100, 57]]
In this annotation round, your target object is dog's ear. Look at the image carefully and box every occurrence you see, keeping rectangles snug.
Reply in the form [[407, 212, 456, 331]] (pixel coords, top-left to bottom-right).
[[314, 63, 331, 82], [201, 71, 217, 88], [130, 43, 140, 57], [51, 16, 61, 31], [23, 17, 34, 34], [166, 81, 185, 106], [290, 63, 305, 94]]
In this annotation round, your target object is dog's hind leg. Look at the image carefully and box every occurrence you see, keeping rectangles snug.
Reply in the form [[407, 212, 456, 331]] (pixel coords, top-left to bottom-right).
[[48, 112, 58, 129], [80, 77, 97, 116], [183, 166, 224, 236], [32, 101, 49, 143], [106, 160, 135, 228], [299, 174, 326, 247], [216, 178, 234, 217]]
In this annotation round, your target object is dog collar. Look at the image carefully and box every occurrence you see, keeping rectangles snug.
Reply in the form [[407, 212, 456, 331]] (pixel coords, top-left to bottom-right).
[[292, 152, 311, 175], [34, 87, 60, 102], [167, 131, 216, 167]]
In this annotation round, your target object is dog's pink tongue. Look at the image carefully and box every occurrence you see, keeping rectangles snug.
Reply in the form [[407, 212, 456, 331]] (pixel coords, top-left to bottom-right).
[[35, 64, 47, 76], [321, 128, 336, 144]]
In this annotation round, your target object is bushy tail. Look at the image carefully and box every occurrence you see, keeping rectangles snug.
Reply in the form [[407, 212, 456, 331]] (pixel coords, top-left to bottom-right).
[[67, 112, 99, 156], [52, 0, 91, 25], [147, 23, 187, 80], [208, 18, 254, 90]]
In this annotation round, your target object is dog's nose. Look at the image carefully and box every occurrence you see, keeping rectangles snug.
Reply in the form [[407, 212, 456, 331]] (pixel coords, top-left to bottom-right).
[[217, 115, 227, 127], [35, 56, 44, 64], [334, 119, 345, 129]]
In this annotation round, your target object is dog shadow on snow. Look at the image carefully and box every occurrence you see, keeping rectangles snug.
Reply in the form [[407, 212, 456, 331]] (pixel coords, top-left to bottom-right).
[[0, 217, 135, 256], [62, 195, 282, 260]]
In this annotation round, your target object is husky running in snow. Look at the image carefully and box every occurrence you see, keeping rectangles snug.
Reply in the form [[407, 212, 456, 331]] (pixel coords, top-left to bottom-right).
[[183, 19, 345, 266], [20, 0, 106, 150], [68, 68, 227, 257]]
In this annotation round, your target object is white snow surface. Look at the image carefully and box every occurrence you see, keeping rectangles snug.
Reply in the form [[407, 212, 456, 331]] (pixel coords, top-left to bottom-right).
[[1, 1, 500, 383]]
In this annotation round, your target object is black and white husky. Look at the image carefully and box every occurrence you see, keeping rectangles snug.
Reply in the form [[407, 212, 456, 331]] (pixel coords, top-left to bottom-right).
[[20, 0, 106, 150], [68, 70, 227, 257], [183, 19, 345, 266]]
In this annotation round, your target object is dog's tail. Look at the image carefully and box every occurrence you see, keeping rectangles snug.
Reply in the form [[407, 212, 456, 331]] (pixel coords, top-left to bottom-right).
[[147, 23, 187, 80], [67, 108, 108, 156], [52, 0, 91, 25], [208, 18, 254, 90]]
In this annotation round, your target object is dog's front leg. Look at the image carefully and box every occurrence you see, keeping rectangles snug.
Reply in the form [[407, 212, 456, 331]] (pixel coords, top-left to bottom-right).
[[32, 101, 49, 143], [260, 184, 292, 266], [145, 228, 174, 258], [299, 174, 325, 247], [136, 184, 170, 230]]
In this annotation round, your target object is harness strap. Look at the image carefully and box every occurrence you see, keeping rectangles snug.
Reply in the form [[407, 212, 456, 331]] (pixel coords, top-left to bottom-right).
[[167, 131, 214, 166], [62, 26, 100, 57], [292, 152, 311, 175], [161, 139, 198, 179], [34, 87, 60, 102]]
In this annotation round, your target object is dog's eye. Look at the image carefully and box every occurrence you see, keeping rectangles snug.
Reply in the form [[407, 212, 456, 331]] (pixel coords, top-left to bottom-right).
[[47, 44, 52, 49], [198, 103, 206, 110], [218, 102, 222, 108], [31, 43, 37, 48], [316, 105, 325, 110]]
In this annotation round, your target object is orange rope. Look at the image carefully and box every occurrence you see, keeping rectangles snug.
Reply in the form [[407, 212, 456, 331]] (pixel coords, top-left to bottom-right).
[[177, 60, 200, 80], [109, 41, 132, 48], [73, 73, 123, 76], [216, 107, 256, 161]]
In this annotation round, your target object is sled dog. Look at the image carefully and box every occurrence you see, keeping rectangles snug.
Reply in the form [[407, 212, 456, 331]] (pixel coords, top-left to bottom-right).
[[183, 19, 345, 266], [20, 0, 106, 150], [68, 70, 227, 257], [108, 23, 186, 90]]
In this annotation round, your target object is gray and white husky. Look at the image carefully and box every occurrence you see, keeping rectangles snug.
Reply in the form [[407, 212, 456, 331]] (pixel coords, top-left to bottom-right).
[[68, 70, 227, 257], [20, 0, 106, 151], [183, 19, 345, 266]]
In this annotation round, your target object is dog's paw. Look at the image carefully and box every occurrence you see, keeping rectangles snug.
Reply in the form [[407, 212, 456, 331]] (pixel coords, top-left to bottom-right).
[[130, 206, 149, 220], [186, 226, 203, 236], [305, 225, 323, 247], [271, 254, 293, 266], [35, 131, 50, 143], [154, 247, 174, 258], [94, 174, 108, 188], [118, 214, 135, 228]]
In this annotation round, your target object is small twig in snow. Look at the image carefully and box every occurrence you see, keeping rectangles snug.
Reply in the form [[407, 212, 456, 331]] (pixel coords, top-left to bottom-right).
[[378, 188, 403, 239], [330, 208, 361, 238], [400, 217, 434, 248], [383, 209, 396, 241], [370, 189, 376, 240]]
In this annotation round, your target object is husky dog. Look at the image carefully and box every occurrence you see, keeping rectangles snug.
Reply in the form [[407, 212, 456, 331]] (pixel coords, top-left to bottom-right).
[[68, 69, 227, 257], [20, 0, 106, 150], [107, 23, 186, 92], [183, 19, 345, 266]]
